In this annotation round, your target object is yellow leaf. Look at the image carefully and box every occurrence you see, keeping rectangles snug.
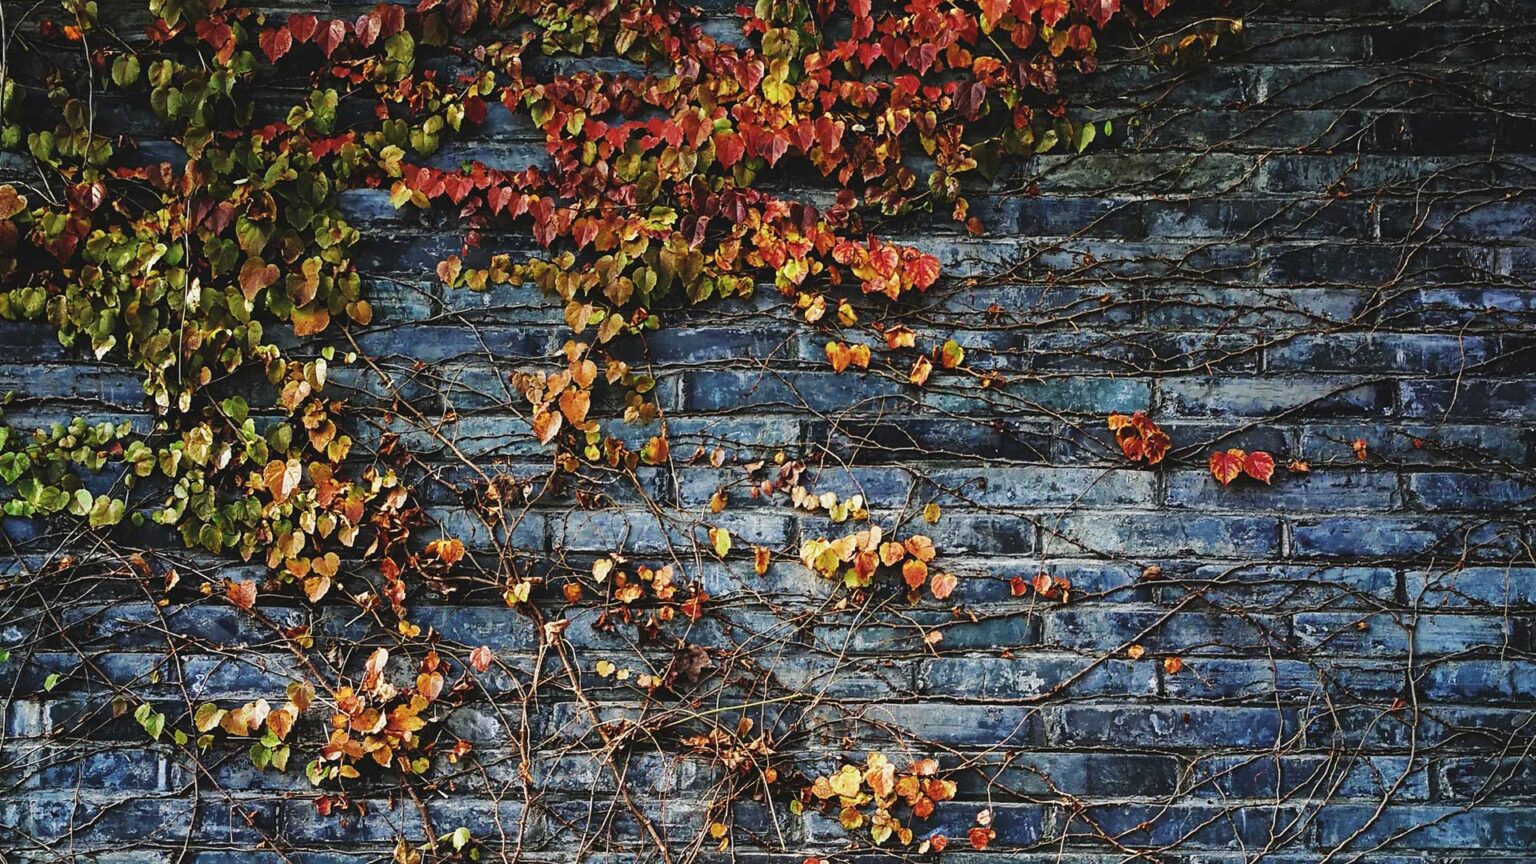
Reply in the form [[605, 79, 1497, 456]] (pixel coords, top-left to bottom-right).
[[709, 526, 732, 558], [830, 764, 862, 798]]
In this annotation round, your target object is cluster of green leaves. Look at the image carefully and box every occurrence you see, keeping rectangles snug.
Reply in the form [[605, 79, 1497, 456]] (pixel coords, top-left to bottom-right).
[[0, 0, 414, 608]]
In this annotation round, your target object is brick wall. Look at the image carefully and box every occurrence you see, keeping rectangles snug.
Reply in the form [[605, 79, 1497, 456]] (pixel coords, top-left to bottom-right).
[[3, 0, 1535, 861]]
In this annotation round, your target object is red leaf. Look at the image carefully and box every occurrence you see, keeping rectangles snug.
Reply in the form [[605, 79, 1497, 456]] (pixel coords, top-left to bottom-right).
[[903, 253, 941, 290], [715, 131, 746, 168], [1083, 0, 1121, 28], [287, 13, 318, 43], [1209, 449, 1245, 486], [1242, 450, 1276, 484], [1040, 0, 1069, 25], [354, 12, 382, 48], [980, 0, 1010, 22], [315, 19, 347, 57], [258, 26, 292, 62], [444, 0, 479, 33]]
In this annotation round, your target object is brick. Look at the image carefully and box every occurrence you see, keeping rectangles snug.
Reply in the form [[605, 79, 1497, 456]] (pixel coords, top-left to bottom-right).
[[1042, 513, 1282, 558], [1188, 754, 1429, 801], [1290, 516, 1520, 559], [1317, 804, 1536, 850], [1166, 468, 1402, 511], [1044, 705, 1299, 748], [918, 654, 1158, 700], [1043, 607, 1289, 653]]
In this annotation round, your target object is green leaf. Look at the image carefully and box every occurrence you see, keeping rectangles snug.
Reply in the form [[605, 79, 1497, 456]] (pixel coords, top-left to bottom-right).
[[111, 55, 141, 89], [1075, 121, 1097, 153], [43, 672, 60, 691]]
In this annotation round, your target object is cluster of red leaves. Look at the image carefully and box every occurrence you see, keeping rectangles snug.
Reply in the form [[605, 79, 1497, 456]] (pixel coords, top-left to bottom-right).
[[1108, 411, 1171, 465], [1208, 448, 1275, 485], [369, 0, 1167, 452], [1009, 571, 1071, 602]]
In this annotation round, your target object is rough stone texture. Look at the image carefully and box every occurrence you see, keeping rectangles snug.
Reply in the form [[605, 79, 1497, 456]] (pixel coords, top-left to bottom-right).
[[2, 0, 1536, 862]]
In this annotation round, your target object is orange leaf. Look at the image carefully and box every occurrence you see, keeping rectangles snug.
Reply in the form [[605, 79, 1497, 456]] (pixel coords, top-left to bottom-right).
[[1208, 449, 1245, 486], [532, 409, 563, 445], [559, 387, 590, 424], [909, 355, 932, 386], [825, 341, 851, 373], [902, 558, 928, 590], [226, 580, 257, 610], [470, 645, 494, 672], [904, 535, 936, 562], [238, 258, 279, 300], [968, 827, 995, 851], [263, 459, 301, 504], [1242, 450, 1275, 483], [1163, 656, 1184, 674], [930, 571, 957, 600], [291, 304, 330, 337]]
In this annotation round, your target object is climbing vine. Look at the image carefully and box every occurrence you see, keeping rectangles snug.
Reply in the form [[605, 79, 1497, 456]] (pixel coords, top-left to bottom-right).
[[0, 0, 1319, 858]]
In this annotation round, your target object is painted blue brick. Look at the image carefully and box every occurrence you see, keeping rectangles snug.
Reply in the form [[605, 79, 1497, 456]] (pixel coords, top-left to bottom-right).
[[1043, 608, 1288, 653], [1406, 566, 1536, 607], [1290, 516, 1520, 559], [1044, 705, 1298, 749], [919, 466, 1156, 509], [918, 654, 1157, 700], [1066, 802, 1305, 849], [1318, 804, 1536, 850], [1042, 513, 1281, 558], [1166, 469, 1402, 511], [1188, 754, 1429, 801]]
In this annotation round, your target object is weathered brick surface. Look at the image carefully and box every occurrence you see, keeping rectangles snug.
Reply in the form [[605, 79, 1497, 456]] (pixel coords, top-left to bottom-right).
[[2, 0, 1535, 861]]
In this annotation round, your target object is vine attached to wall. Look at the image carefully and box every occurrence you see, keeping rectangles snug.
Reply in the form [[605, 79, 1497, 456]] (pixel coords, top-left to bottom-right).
[[0, 0, 1220, 857]]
